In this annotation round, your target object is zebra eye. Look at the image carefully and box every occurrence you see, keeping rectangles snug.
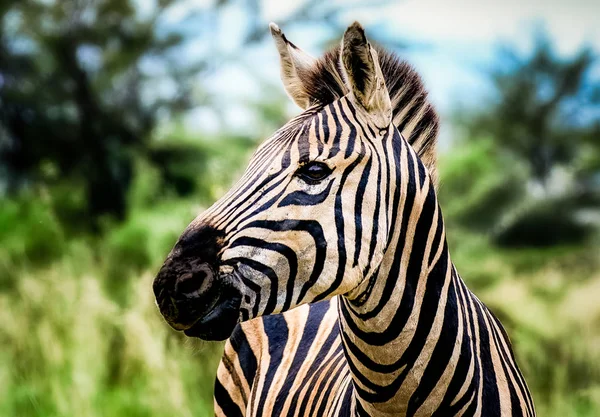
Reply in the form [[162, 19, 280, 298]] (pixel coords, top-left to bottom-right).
[[296, 161, 332, 184]]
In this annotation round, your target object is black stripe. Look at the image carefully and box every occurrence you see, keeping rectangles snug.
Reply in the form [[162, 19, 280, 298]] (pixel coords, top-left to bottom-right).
[[312, 151, 364, 302], [363, 142, 384, 278], [327, 102, 342, 158], [278, 180, 334, 207], [229, 325, 258, 389], [473, 301, 502, 417], [272, 301, 330, 414], [255, 313, 289, 416], [352, 149, 372, 267], [214, 378, 244, 417]]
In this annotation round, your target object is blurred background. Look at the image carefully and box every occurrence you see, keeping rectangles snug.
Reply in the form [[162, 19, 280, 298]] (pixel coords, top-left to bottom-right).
[[1, 0, 599, 416]]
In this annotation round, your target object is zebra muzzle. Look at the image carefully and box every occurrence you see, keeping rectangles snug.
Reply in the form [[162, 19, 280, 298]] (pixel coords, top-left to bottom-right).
[[152, 224, 242, 341]]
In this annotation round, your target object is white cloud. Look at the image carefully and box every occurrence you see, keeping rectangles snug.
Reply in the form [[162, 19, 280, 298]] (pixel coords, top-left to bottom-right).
[[261, 0, 303, 21], [386, 0, 600, 53]]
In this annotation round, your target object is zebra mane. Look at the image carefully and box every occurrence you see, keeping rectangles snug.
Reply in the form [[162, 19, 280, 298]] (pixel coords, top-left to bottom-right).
[[302, 45, 440, 184]]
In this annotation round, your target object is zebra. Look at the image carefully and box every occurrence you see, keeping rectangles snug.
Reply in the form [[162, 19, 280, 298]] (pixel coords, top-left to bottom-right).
[[153, 21, 536, 417]]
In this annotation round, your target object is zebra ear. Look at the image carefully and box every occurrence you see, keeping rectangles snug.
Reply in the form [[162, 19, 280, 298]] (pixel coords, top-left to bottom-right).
[[341, 22, 392, 129], [270, 22, 316, 109]]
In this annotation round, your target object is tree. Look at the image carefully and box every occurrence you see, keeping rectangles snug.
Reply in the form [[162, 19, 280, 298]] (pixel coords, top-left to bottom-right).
[[450, 31, 600, 246], [0, 0, 196, 226], [463, 31, 600, 188]]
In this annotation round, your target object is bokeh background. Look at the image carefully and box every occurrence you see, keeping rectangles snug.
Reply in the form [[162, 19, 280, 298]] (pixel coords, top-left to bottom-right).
[[1, 0, 599, 416]]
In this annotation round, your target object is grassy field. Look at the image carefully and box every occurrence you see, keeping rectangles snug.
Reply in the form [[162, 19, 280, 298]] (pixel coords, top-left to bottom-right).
[[0, 201, 222, 417], [0, 195, 599, 417]]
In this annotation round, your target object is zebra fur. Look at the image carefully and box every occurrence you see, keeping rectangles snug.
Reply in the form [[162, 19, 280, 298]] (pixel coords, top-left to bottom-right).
[[153, 21, 535, 417]]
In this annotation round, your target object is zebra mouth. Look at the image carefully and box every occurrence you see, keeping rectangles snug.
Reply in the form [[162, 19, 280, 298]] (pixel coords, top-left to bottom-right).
[[182, 277, 242, 341]]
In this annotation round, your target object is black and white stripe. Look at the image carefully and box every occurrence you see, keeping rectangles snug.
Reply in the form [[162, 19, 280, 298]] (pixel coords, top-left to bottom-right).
[[155, 21, 535, 417], [213, 110, 534, 415]]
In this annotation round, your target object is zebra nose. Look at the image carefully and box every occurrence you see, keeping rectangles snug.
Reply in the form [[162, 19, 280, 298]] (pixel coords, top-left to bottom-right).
[[153, 260, 220, 330], [152, 223, 227, 329]]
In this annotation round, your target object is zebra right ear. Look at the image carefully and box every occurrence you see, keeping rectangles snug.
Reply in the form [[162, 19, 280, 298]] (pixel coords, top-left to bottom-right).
[[270, 22, 316, 109], [340, 22, 392, 129]]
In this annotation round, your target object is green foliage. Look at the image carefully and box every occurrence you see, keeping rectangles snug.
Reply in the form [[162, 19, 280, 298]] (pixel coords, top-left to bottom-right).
[[0, 0, 196, 225], [438, 137, 526, 232], [494, 199, 591, 247], [148, 130, 256, 204], [101, 200, 194, 304], [0, 190, 224, 417], [0, 194, 66, 287], [462, 31, 600, 185], [451, 30, 600, 247]]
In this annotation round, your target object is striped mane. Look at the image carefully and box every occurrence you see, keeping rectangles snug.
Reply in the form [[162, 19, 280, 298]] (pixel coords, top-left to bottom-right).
[[301, 46, 440, 185]]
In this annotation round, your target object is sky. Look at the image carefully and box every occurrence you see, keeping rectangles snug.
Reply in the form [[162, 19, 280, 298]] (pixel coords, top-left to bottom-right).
[[383, 0, 600, 53], [151, 0, 600, 137]]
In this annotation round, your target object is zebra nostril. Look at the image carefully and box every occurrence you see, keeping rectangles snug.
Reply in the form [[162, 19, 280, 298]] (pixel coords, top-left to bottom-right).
[[174, 265, 214, 297], [175, 272, 195, 295]]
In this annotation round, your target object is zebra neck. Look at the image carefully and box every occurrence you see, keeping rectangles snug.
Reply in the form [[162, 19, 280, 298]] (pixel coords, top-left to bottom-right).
[[338, 166, 468, 415], [338, 249, 463, 415]]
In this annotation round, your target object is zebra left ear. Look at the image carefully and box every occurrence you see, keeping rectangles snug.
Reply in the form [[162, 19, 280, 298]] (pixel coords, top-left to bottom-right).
[[341, 22, 392, 129], [270, 22, 317, 109]]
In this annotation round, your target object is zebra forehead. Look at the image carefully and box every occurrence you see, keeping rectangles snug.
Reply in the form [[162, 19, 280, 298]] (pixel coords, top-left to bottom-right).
[[267, 102, 355, 162]]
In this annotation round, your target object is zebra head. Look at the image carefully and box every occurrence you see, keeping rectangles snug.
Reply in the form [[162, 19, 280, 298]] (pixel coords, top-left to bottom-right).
[[153, 22, 438, 340]]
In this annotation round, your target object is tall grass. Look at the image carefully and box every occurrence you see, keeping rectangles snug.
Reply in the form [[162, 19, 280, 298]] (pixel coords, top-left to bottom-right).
[[0, 249, 225, 417], [447, 230, 600, 416], [0, 242, 225, 417], [478, 258, 600, 416], [0, 195, 598, 416]]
